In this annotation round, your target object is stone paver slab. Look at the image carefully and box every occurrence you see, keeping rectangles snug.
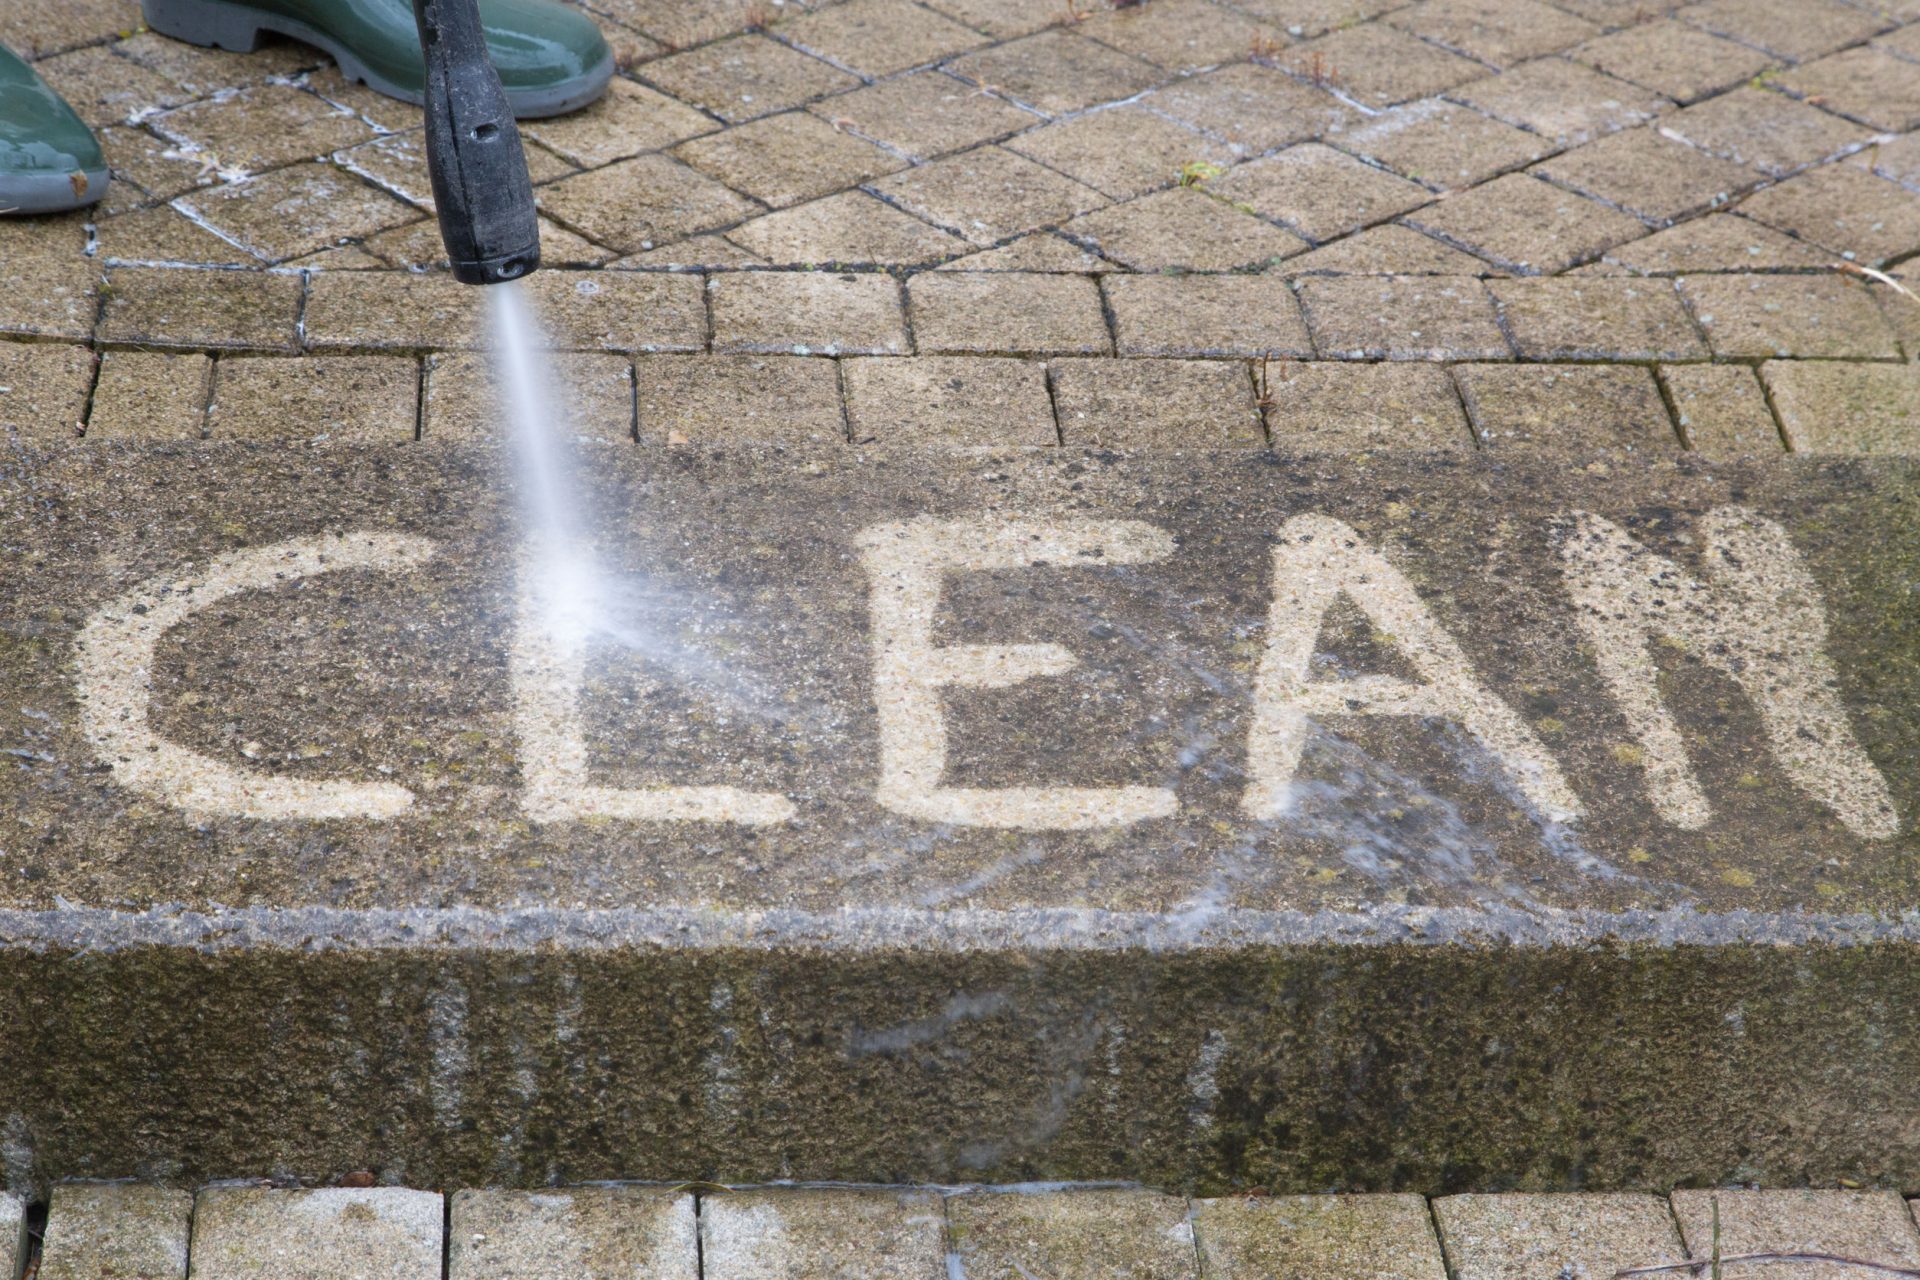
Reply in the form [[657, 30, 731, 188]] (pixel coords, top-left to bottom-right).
[[519, 77, 718, 168], [778, 0, 987, 77], [1404, 173, 1647, 274], [1661, 363, 1784, 454], [843, 355, 1055, 443], [871, 146, 1108, 246], [1300, 275, 1509, 360], [1051, 357, 1264, 447], [1451, 58, 1670, 145], [712, 272, 908, 355], [1434, 1194, 1688, 1280], [1597, 213, 1832, 274], [1679, 274, 1901, 359], [42, 1182, 192, 1280], [1490, 277, 1707, 360], [86, 351, 211, 440], [1534, 127, 1758, 226], [1275, 23, 1484, 110], [209, 356, 418, 442], [149, 84, 374, 175], [948, 1189, 1197, 1280], [95, 205, 265, 269], [1680, 0, 1888, 62], [728, 192, 970, 267], [0, 0, 140, 60], [191, 1188, 442, 1280], [1661, 88, 1870, 178], [99, 267, 303, 352], [1008, 106, 1231, 201], [33, 45, 191, 129], [302, 270, 485, 351], [702, 1188, 945, 1279], [1079, 0, 1285, 71], [1261, 356, 1472, 451], [1670, 1190, 1920, 1280], [1736, 164, 1920, 267], [427, 352, 634, 445], [634, 354, 846, 444], [177, 165, 419, 264], [450, 1187, 696, 1280], [1142, 62, 1356, 153], [538, 153, 762, 256], [643, 35, 861, 123], [1764, 360, 1920, 454], [1778, 46, 1920, 132], [813, 70, 1039, 161], [675, 112, 906, 210], [1386, 0, 1600, 69], [1061, 187, 1307, 271], [1569, 19, 1772, 104], [1210, 143, 1432, 244], [1193, 1193, 1446, 1280], [1278, 225, 1491, 276], [1, 217, 101, 340], [1105, 274, 1314, 357], [0, 341, 93, 442], [908, 273, 1111, 354], [947, 29, 1160, 116], [1454, 363, 1679, 452], [1338, 98, 1551, 193]]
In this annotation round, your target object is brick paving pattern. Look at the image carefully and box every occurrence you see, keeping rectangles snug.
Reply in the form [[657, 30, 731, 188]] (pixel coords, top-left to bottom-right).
[[1, 0, 1917, 450], [23, 1183, 1920, 1279]]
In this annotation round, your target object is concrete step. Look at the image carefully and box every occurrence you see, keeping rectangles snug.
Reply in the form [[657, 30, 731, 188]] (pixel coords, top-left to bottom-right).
[[1, 442, 1917, 1190], [27, 1182, 1920, 1280]]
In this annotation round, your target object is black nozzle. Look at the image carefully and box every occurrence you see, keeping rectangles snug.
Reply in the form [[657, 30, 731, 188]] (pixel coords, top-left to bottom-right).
[[411, 0, 541, 285]]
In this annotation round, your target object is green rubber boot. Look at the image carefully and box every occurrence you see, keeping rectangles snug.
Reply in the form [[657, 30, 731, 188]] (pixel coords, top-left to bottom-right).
[[0, 44, 109, 215], [141, 0, 614, 118]]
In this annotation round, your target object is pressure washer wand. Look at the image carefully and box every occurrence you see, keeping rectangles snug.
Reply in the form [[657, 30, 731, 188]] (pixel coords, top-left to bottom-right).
[[411, 0, 542, 285]]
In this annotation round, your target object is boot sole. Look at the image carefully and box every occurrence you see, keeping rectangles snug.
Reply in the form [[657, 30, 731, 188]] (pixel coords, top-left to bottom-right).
[[141, 0, 614, 119], [0, 167, 110, 216]]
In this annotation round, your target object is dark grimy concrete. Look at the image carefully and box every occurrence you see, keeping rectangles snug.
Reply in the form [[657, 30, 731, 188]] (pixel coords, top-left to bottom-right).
[[2, 441, 1918, 1193]]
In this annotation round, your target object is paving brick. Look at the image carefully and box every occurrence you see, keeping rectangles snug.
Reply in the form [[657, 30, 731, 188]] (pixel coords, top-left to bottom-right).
[[41, 1182, 192, 1280], [1228, 0, 1399, 40], [1491, 277, 1705, 359], [702, 1188, 945, 1279], [334, 129, 574, 214], [0, 216, 100, 340], [1277, 224, 1493, 275], [302, 270, 485, 351], [1671, 1189, 1920, 1275], [1079, 0, 1286, 71], [1259, 360, 1472, 450], [675, 111, 905, 208], [1568, 19, 1773, 104], [1878, 20, 1920, 58], [909, 273, 1110, 354], [150, 84, 374, 175], [113, 28, 319, 94], [450, 1187, 696, 1279], [813, 69, 1040, 160], [0, 1195, 26, 1280], [777, 0, 987, 76], [1404, 173, 1646, 273], [1455, 361, 1680, 452], [728, 191, 970, 266], [712, 271, 909, 354], [1597, 211, 1833, 274], [949, 1190, 1196, 1280], [94, 204, 264, 269], [590, 0, 756, 49], [1661, 87, 1871, 177], [871, 146, 1108, 246], [33, 45, 192, 128], [1680, 273, 1902, 358], [936, 232, 1117, 272], [1299, 274, 1510, 359], [1551, 0, 1684, 18], [1105, 274, 1314, 356], [1275, 23, 1486, 109], [1338, 98, 1551, 192], [301, 64, 422, 134], [635, 354, 846, 443], [0, 0, 139, 59], [1679, 0, 1888, 62], [1764, 359, 1920, 453], [520, 77, 718, 168], [1194, 1194, 1446, 1280], [643, 35, 860, 123], [366, 212, 609, 273], [614, 236, 766, 270], [1051, 357, 1263, 446], [1737, 164, 1920, 267], [427, 352, 635, 444], [1878, 282, 1920, 360], [947, 29, 1160, 115], [538, 154, 762, 256], [1209, 143, 1433, 244], [190, 1188, 442, 1280], [1856, 132, 1920, 190], [100, 266, 303, 351], [0, 341, 93, 442], [209, 355, 418, 442], [97, 123, 211, 211], [522, 270, 706, 353], [1660, 362, 1782, 453], [920, 0, 1064, 38], [1061, 187, 1307, 270], [1142, 62, 1356, 153], [1774, 47, 1920, 133], [86, 350, 211, 439], [1388, 0, 1600, 68], [1534, 127, 1758, 226], [177, 164, 419, 264], [1433, 1195, 1688, 1280], [842, 355, 1056, 444], [1450, 58, 1670, 145], [1008, 106, 1232, 200]]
